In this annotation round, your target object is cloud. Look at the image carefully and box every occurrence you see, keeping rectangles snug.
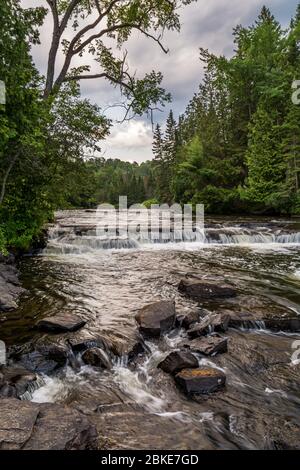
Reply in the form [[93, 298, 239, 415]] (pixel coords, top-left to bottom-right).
[[22, 0, 299, 162], [102, 120, 153, 163]]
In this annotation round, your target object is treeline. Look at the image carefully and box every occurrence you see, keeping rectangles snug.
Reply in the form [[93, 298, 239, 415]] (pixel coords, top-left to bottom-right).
[[62, 158, 157, 208], [152, 6, 300, 214]]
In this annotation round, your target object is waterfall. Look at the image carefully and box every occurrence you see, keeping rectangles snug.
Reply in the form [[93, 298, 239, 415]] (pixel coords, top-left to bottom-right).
[[43, 210, 300, 254]]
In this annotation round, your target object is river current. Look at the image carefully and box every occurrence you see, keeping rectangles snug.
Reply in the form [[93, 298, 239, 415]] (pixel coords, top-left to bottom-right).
[[2, 210, 300, 450]]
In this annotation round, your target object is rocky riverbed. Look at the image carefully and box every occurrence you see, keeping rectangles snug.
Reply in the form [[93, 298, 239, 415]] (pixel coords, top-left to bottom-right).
[[1, 211, 300, 450]]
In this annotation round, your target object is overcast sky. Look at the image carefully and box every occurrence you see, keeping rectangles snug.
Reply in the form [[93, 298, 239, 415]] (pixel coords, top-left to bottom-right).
[[24, 0, 299, 162]]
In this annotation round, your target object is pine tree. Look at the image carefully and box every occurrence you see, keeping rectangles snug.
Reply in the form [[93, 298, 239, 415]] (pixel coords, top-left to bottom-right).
[[163, 110, 177, 164], [152, 124, 163, 162], [243, 105, 285, 205], [281, 104, 300, 194]]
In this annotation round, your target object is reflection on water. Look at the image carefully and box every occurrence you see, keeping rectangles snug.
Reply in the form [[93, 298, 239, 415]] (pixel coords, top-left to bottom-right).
[[1, 210, 300, 449]]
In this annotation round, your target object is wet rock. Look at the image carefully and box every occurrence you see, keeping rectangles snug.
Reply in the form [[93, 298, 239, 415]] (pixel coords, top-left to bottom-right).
[[176, 311, 201, 329], [178, 279, 236, 300], [68, 331, 112, 353], [182, 335, 228, 356], [16, 338, 69, 374], [0, 399, 98, 450], [135, 300, 176, 337], [175, 368, 226, 395], [263, 317, 300, 333], [36, 312, 86, 333], [0, 262, 25, 312], [19, 351, 60, 375], [82, 348, 112, 369], [187, 313, 230, 338], [0, 366, 37, 398], [158, 351, 198, 375]]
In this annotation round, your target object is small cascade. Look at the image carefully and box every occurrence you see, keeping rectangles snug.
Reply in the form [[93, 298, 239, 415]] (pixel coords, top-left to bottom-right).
[[42, 210, 300, 254], [20, 375, 46, 401]]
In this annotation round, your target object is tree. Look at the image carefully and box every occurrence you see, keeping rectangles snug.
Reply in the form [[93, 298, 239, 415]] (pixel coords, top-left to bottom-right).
[[152, 124, 163, 161], [242, 105, 285, 206], [41, 0, 197, 119]]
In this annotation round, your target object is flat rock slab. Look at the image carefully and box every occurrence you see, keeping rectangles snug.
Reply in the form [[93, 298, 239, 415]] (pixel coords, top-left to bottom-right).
[[36, 313, 86, 333], [0, 398, 98, 450], [135, 300, 176, 337], [175, 368, 226, 395], [188, 313, 230, 338], [158, 351, 198, 375], [183, 335, 228, 356], [179, 279, 236, 300]]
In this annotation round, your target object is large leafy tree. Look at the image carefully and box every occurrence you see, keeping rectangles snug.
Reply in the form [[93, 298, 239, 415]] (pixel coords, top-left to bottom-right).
[[42, 0, 196, 119]]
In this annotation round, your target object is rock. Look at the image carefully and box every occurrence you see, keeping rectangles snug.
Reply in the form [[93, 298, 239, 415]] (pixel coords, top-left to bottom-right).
[[36, 312, 86, 333], [0, 399, 98, 450], [187, 313, 230, 338], [19, 351, 60, 375], [263, 317, 300, 333], [176, 311, 200, 329], [175, 368, 226, 395], [182, 335, 228, 356], [0, 366, 37, 398], [178, 279, 236, 300], [0, 263, 25, 312], [158, 351, 198, 375], [16, 338, 69, 374], [135, 300, 176, 337], [82, 348, 112, 369]]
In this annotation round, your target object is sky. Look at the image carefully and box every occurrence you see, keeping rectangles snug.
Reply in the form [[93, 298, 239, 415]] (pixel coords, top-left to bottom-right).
[[24, 0, 299, 162]]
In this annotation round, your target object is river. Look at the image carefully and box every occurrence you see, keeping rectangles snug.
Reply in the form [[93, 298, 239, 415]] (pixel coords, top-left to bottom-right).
[[2, 209, 300, 450]]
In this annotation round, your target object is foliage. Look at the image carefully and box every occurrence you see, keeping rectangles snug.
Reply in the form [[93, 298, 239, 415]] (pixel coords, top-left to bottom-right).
[[153, 5, 300, 215]]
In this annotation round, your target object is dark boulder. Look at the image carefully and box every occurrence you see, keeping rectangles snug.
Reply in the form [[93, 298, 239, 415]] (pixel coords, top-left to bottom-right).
[[176, 311, 201, 329], [0, 399, 98, 450], [135, 300, 176, 337], [183, 335, 228, 356], [187, 313, 230, 338], [158, 351, 198, 375], [82, 348, 112, 369], [19, 351, 60, 375], [0, 366, 37, 398], [178, 279, 236, 300], [36, 312, 86, 333], [175, 368, 226, 395]]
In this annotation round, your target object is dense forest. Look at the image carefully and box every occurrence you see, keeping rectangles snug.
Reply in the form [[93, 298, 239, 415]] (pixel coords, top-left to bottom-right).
[[153, 5, 300, 214], [1, 1, 300, 254]]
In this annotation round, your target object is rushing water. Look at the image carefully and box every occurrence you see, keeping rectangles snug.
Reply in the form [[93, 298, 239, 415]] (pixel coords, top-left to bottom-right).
[[2, 210, 300, 449]]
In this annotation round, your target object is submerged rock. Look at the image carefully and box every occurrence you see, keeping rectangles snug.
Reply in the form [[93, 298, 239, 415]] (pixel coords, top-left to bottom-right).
[[158, 351, 198, 375], [36, 312, 86, 333], [182, 335, 228, 356], [175, 368, 226, 395], [135, 300, 176, 337], [187, 313, 230, 338], [0, 399, 98, 450], [82, 348, 112, 369], [0, 366, 37, 399], [178, 279, 236, 300]]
